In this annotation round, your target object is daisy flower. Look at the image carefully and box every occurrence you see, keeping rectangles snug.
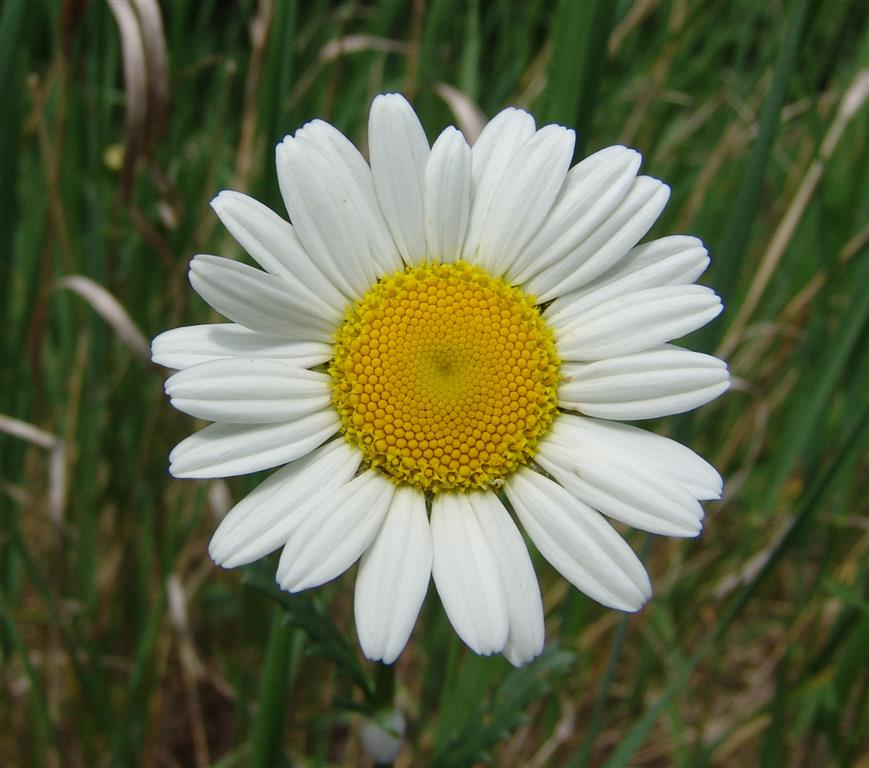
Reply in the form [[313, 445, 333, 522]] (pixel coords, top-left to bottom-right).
[[153, 94, 729, 666]]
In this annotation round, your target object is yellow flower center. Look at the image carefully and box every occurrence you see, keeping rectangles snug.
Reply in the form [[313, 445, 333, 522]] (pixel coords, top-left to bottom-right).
[[330, 262, 560, 492]]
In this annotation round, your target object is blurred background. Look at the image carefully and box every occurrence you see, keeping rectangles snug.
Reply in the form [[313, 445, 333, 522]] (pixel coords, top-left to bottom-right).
[[2, 0, 867, 766]]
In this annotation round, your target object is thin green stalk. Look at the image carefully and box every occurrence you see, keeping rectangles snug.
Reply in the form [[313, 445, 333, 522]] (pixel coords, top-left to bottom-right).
[[250, 610, 295, 768], [371, 661, 397, 710], [544, 0, 615, 157], [712, 0, 813, 319]]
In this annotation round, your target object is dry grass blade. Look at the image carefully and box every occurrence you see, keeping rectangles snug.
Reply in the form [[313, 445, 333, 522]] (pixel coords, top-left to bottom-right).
[[107, 0, 147, 197], [0, 415, 67, 522], [0, 413, 57, 449], [132, 0, 169, 151], [47, 439, 67, 523], [207, 480, 232, 522], [289, 35, 409, 114], [232, 0, 272, 194], [57, 275, 150, 360], [435, 83, 485, 143], [608, 0, 661, 56], [320, 34, 409, 62]]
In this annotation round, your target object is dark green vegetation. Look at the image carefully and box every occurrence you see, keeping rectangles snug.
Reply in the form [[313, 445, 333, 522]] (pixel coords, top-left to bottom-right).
[[2, 0, 867, 765]]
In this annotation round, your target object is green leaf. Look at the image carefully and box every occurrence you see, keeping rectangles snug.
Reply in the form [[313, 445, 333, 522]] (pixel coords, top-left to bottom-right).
[[429, 647, 575, 768], [243, 567, 373, 697]]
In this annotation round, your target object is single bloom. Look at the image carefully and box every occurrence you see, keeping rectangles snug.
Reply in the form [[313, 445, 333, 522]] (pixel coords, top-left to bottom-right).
[[153, 94, 729, 666]]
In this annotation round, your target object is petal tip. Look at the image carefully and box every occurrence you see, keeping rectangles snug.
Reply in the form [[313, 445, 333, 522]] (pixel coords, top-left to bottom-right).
[[209, 190, 229, 211]]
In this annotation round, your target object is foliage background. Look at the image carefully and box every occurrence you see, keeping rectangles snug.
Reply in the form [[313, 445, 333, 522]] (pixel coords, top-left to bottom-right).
[[2, 0, 868, 766]]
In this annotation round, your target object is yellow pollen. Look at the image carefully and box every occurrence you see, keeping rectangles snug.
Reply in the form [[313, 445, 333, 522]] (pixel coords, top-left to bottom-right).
[[330, 261, 560, 492]]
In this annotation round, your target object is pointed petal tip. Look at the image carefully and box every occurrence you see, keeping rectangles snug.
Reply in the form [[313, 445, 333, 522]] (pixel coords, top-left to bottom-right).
[[594, 143, 643, 169], [503, 651, 533, 668], [207, 537, 238, 569], [617, 595, 648, 614], [150, 332, 168, 366], [503, 639, 545, 667], [358, 636, 404, 666], [188, 253, 212, 271], [214, 546, 260, 570], [374, 91, 409, 105], [275, 135, 295, 160], [168, 456, 211, 480], [652, 176, 672, 202], [370, 92, 416, 121], [360, 647, 387, 664], [209, 189, 231, 210], [669, 518, 704, 538], [602, 571, 653, 613]]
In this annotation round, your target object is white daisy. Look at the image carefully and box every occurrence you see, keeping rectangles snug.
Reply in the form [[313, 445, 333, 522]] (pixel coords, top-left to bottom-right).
[[153, 94, 729, 666]]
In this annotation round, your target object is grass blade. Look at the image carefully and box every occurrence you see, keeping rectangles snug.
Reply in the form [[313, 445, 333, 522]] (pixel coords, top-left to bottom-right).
[[712, 0, 813, 318], [249, 610, 294, 768], [543, 0, 615, 157]]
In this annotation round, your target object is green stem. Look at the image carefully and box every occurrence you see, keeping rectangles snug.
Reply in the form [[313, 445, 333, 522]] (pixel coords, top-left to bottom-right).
[[250, 610, 294, 768], [371, 661, 397, 711]]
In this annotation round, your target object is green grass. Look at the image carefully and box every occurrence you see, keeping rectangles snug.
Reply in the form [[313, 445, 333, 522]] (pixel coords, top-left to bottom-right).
[[2, 0, 868, 766]]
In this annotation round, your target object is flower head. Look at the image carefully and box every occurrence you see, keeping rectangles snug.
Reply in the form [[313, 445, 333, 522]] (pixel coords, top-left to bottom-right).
[[153, 94, 729, 666]]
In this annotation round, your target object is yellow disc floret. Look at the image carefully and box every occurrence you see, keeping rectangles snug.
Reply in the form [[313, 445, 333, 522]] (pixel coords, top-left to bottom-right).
[[330, 261, 560, 492]]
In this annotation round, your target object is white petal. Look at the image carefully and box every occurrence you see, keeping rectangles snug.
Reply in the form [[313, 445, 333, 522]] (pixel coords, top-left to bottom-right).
[[522, 177, 671, 302], [559, 346, 730, 420], [151, 324, 331, 371], [506, 468, 652, 611], [470, 107, 536, 186], [430, 492, 509, 655], [209, 439, 362, 567], [462, 108, 536, 262], [354, 486, 432, 664], [472, 125, 575, 275], [296, 119, 402, 277], [210, 191, 347, 315], [552, 284, 723, 361], [545, 236, 710, 326], [276, 135, 379, 299], [537, 416, 711, 536], [169, 410, 339, 479], [470, 492, 544, 666], [536, 451, 703, 538], [369, 94, 430, 265], [550, 414, 723, 500], [165, 358, 332, 423], [188, 255, 336, 341], [277, 470, 395, 592], [509, 145, 642, 284], [424, 127, 472, 263]]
